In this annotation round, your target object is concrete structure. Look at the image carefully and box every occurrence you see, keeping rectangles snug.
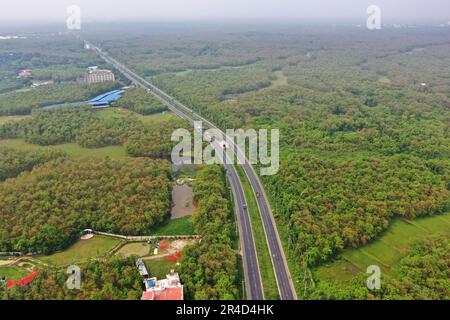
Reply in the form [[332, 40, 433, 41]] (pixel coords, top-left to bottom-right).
[[83, 66, 115, 84], [136, 258, 149, 278], [141, 271, 183, 300]]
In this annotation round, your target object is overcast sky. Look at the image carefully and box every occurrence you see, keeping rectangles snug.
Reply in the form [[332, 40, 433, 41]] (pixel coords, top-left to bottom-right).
[[0, 0, 449, 23]]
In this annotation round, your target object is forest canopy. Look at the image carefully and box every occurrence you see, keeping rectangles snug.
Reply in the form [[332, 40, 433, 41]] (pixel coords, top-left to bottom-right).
[[0, 257, 143, 300], [0, 147, 64, 181], [0, 157, 172, 254], [0, 107, 190, 157], [180, 165, 240, 300], [113, 87, 168, 115]]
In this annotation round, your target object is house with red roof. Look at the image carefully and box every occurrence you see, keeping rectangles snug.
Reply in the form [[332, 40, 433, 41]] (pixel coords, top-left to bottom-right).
[[17, 69, 32, 78], [141, 271, 183, 300]]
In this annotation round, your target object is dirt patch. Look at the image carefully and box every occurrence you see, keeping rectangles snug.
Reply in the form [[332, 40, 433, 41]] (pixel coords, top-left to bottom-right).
[[171, 239, 189, 251], [116, 242, 151, 257], [0, 260, 16, 266], [17, 262, 35, 272], [165, 251, 182, 261], [144, 239, 196, 261], [158, 240, 170, 251]]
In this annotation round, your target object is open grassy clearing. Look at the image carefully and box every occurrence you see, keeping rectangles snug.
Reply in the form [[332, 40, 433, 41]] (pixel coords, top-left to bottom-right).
[[316, 212, 450, 283], [0, 139, 126, 159], [36, 236, 121, 267], [144, 258, 178, 279], [139, 111, 178, 125], [0, 265, 30, 281], [236, 165, 279, 300], [270, 70, 288, 88], [116, 242, 152, 258], [97, 107, 176, 124], [150, 216, 196, 236]]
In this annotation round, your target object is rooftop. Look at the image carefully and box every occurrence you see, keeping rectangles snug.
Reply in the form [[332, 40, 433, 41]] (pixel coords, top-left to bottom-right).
[[141, 287, 183, 300]]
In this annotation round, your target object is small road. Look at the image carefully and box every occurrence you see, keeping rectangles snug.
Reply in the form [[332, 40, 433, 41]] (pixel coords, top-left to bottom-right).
[[84, 38, 296, 300]]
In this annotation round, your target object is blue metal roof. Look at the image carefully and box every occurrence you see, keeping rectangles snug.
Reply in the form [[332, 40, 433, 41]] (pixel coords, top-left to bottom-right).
[[41, 89, 125, 110], [87, 89, 125, 106]]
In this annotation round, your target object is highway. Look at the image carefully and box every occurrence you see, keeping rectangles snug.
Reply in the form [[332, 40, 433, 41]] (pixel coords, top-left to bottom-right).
[[85, 39, 296, 300]]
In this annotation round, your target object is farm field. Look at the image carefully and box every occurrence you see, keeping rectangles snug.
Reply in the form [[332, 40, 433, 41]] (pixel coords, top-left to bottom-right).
[[315, 212, 450, 283], [37, 236, 121, 267]]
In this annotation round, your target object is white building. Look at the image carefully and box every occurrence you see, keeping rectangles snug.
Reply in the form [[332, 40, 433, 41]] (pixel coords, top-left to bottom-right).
[[83, 66, 115, 84], [141, 271, 184, 300]]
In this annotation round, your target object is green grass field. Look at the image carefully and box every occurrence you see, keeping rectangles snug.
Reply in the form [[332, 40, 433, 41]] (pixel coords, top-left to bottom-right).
[[116, 242, 152, 258], [97, 107, 176, 125], [150, 216, 196, 236], [0, 265, 29, 281], [270, 70, 288, 88], [140, 112, 178, 125], [143, 258, 178, 279], [316, 212, 450, 283], [37, 236, 121, 266], [236, 165, 279, 300], [0, 139, 126, 159]]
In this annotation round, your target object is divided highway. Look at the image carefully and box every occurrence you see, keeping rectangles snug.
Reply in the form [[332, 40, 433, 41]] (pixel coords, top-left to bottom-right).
[[85, 38, 296, 300]]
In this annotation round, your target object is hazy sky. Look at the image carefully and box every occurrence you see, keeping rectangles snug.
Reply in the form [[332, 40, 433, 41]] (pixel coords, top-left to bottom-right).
[[0, 0, 449, 23]]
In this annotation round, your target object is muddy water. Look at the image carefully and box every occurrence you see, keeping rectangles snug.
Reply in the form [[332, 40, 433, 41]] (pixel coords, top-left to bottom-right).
[[171, 184, 195, 219]]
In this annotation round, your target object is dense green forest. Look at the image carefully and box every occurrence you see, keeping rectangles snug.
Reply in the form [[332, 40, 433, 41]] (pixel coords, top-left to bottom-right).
[[0, 257, 143, 300], [0, 147, 64, 181], [0, 157, 172, 254], [180, 165, 240, 300], [266, 152, 449, 266], [0, 107, 189, 156], [87, 25, 449, 298], [113, 87, 167, 115], [0, 25, 449, 299]]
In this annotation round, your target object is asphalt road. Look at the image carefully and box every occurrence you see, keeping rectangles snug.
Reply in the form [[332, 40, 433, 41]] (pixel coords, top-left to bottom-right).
[[85, 39, 296, 300], [243, 162, 297, 300]]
